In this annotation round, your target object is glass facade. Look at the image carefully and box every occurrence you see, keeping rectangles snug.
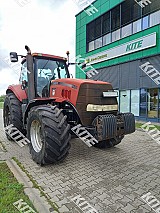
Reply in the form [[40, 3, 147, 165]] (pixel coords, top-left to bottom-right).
[[86, 0, 160, 52], [117, 89, 160, 120]]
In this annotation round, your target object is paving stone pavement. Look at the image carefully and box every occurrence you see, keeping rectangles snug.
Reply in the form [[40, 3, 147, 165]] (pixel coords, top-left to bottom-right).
[[0, 108, 160, 213]]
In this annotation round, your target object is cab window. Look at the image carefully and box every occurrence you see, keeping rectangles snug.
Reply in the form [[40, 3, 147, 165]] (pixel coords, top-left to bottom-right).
[[20, 62, 28, 83]]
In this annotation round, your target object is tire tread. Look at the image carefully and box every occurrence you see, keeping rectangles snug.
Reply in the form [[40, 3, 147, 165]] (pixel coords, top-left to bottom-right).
[[27, 105, 71, 165]]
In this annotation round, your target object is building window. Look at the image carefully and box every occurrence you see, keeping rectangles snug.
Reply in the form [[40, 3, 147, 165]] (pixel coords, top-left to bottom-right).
[[143, 0, 160, 16], [133, 19, 142, 34], [112, 29, 120, 42], [147, 88, 158, 118], [95, 37, 102, 49], [142, 16, 149, 30], [88, 41, 94, 52], [150, 0, 160, 13], [86, 1, 160, 52], [111, 5, 120, 31], [87, 21, 95, 43], [120, 90, 130, 113], [131, 90, 140, 116], [150, 10, 160, 27], [121, 0, 141, 26], [102, 12, 110, 35], [122, 23, 132, 38], [121, 0, 132, 26], [95, 17, 102, 38], [140, 88, 147, 117], [103, 33, 111, 46], [132, 1, 142, 21]]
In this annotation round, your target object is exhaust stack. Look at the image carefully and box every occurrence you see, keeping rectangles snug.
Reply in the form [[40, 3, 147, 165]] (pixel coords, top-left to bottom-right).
[[25, 45, 35, 101]]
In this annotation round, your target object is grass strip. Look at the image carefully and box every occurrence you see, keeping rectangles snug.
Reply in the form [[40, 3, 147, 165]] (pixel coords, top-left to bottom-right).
[[0, 162, 36, 212], [12, 157, 60, 213]]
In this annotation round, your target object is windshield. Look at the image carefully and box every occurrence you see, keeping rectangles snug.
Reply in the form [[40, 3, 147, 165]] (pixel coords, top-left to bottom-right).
[[35, 58, 69, 97], [36, 58, 69, 80]]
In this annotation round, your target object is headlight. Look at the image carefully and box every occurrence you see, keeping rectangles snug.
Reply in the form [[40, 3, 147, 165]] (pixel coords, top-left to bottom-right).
[[86, 104, 118, 111]]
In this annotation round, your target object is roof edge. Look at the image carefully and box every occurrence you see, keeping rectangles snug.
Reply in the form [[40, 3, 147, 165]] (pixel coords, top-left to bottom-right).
[[75, 0, 97, 17]]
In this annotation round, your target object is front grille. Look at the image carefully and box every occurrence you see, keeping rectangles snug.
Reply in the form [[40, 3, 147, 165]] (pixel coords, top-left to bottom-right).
[[76, 83, 118, 126]]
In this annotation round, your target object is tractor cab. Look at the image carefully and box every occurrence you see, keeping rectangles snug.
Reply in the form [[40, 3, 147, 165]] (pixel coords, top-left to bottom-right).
[[10, 49, 70, 100], [20, 54, 70, 98]]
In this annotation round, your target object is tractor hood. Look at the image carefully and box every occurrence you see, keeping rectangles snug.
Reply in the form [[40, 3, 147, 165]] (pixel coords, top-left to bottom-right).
[[50, 78, 118, 125], [50, 78, 113, 107], [50, 78, 114, 107], [51, 78, 111, 88]]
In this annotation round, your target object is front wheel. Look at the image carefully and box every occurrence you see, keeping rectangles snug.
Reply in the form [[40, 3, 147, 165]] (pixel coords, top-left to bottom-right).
[[27, 105, 71, 165]]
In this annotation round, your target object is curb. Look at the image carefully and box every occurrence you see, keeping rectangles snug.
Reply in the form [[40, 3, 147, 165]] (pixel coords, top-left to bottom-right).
[[6, 159, 53, 213], [136, 128, 144, 132]]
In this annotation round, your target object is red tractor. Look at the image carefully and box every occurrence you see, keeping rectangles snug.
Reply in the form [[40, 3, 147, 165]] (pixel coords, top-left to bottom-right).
[[3, 46, 135, 165]]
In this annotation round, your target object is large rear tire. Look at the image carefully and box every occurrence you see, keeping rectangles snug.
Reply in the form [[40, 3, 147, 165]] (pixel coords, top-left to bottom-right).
[[3, 93, 24, 140], [94, 136, 124, 149], [27, 105, 71, 165]]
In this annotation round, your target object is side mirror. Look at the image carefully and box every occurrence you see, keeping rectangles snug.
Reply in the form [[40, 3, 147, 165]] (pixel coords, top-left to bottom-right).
[[10, 52, 18, 62]]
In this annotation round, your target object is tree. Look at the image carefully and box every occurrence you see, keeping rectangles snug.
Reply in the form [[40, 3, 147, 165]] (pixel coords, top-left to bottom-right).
[[0, 95, 6, 102]]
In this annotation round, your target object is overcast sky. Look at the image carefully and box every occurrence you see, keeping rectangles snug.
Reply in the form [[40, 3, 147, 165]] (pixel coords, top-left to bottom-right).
[[0, 0, 83, 95]]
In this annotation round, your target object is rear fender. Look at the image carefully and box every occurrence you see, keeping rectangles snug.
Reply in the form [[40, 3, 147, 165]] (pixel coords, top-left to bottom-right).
[[6, 85, 27, 102]]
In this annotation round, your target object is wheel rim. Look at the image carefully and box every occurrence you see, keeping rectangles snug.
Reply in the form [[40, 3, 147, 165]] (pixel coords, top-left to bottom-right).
[[30, 120, 43, 153], [5, 107, 11, 127]]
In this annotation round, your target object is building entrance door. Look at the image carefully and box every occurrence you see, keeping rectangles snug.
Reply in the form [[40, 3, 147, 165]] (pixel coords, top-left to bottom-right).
[[147, 88, 158, 118], [120, 90, 130, 113]]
